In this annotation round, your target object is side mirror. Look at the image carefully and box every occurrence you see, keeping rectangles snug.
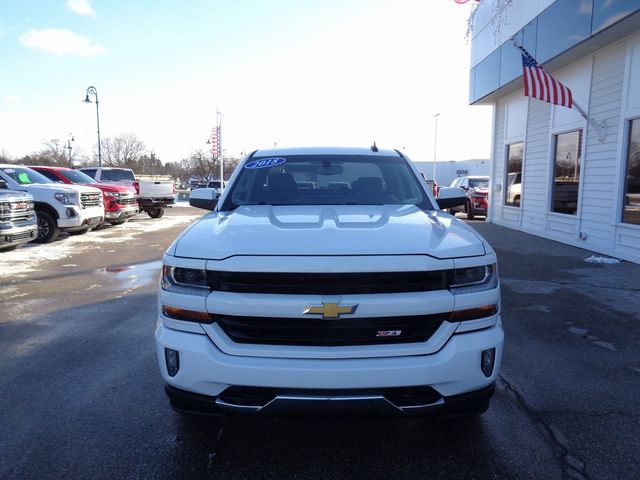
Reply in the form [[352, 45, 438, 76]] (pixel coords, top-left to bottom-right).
[[0, 180, 7, 189], [189, 188, 218, 210], [436, 187, 466, 210]]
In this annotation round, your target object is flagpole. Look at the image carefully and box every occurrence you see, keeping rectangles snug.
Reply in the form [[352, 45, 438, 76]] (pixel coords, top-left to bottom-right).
[[217, 109, 223, 190], [572, 101, 607, 142]]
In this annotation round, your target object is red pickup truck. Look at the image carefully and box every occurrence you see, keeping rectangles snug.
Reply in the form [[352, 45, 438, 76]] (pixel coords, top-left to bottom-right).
[[31, 166, 139, 225]]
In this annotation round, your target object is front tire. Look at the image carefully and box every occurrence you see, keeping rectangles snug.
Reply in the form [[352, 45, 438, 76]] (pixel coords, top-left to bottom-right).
[[466, 201, 475, 220], [34, 210, 60, 243], [147, 207, 165, 218]]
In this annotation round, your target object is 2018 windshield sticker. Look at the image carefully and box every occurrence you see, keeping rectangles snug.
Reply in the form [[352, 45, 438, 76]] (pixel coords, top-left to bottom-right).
[[245, 157, 286, 169], [18, 173, 32, 183]]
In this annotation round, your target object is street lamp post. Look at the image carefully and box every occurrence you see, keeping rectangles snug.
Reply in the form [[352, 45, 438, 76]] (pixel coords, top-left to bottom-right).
[[83, 86, 102, 167], [67, 133, 75, 165], [432, 113, 440, 185]]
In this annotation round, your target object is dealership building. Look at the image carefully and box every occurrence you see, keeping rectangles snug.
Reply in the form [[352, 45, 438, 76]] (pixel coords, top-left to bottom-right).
[[470, 0, 640, 263]]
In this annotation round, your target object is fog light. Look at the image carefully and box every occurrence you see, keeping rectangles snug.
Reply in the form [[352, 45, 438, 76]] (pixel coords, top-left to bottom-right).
[[165, 348, 180, 377], [481, 348, 496, 377]]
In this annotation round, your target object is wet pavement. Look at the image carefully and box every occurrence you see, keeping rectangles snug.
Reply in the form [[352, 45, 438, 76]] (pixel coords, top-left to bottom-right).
[[1, 209, 638, 479]]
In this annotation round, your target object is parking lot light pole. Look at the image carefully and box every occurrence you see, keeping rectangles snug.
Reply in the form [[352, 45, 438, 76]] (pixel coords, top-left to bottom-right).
[[83, 86, 102, 167], [432, 113, 440, 186]]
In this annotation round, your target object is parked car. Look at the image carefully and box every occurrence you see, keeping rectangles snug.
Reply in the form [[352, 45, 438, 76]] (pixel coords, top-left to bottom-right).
[[0, 164, 104, 243], [448, 175, 490, 220], [31, 166, 139, 226], [206, 180, 227, 197], [505, 172, 522, 207], [0, 184, 38, 250], [80, 167, 175, 218], [157, 146, 502, 419]]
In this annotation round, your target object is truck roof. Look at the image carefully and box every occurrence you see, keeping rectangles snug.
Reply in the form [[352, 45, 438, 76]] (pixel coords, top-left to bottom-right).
[[251, 146, 402, 157]]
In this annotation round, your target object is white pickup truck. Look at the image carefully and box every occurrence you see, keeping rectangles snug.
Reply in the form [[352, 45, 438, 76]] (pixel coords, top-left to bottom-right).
[[156, 146, 503, 419], [80, 167, 175, 218], [0, 165, 104, 243]]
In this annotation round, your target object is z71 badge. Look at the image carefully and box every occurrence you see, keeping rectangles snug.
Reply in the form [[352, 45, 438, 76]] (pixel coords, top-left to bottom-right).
[[376, 330, 402, 337]]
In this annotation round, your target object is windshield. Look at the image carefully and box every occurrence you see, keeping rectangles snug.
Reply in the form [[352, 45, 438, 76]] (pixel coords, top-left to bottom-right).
[[61, 170, 98, 184], [222, 154, 429, 209], [469, 178, 489, 189], [1, 167, 53, 185], [101, 170, 135, 182]]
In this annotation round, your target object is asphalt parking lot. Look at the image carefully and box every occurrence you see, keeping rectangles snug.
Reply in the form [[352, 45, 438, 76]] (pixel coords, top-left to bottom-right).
[[1, 208, 638, 479]]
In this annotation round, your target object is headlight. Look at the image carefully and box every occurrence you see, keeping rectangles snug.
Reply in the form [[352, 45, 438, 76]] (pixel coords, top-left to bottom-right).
[[162, 265, 210, 295], [104, 192, 119, 199], [54, 192, 78, 205], [449, 264, 497, 294]]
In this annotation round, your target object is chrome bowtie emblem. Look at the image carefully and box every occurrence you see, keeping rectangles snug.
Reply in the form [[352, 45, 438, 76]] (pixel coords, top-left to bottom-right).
[[303, 302, 358, 319]]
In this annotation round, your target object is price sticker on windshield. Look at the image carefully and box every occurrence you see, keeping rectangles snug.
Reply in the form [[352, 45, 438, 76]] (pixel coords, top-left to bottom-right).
[[18, 173, 32, 183], [244, 157, 286, 169]]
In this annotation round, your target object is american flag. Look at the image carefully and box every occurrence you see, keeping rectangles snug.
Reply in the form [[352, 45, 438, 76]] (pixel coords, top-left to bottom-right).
[[209, 126, 221, 158], [520, 46, 573, 109]]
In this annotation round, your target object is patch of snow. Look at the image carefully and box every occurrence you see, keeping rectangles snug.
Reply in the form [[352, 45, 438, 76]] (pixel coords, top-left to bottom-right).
[[584, 256, 620, 264], [0, 213, 199, 277]]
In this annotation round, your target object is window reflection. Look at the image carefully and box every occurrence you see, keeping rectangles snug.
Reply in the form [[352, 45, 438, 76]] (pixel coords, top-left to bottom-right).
[[622, 118, 640, 225], [551, 130, 583, 215], [500, 19, 538, 88], [505, 143, 523, 207], [531, 0, 592, 63], [474, 49, 501, 100], [593, 0, 640, 33]]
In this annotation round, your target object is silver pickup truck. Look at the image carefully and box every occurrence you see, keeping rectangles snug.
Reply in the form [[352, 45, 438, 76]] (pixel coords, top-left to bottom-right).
[[0, 182, 38, 251], [80, 167, 175, 218]]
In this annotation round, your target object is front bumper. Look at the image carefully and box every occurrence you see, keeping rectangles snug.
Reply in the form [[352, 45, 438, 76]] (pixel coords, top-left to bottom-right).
[[156, 319, 503, 416], [105, 206, 138, 220], [57, 206, 104, 230], [164, 382, 496, 418], [0, 222, 38, 249], [470, 198, 488, 214]]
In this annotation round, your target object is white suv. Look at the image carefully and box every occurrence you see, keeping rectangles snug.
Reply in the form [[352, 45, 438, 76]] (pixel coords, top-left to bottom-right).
[[156, 147, 503, 418], [0, 165, 104, 242]]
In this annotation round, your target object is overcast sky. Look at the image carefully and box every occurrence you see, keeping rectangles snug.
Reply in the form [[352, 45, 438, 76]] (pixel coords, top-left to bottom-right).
[[0, 0, 492, 164]]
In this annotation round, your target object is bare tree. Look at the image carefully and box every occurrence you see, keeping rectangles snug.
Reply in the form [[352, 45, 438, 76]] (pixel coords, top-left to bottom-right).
[[186, 149, 218, 182], [99, 133, 147, 168], [42, 139, 74, 167]]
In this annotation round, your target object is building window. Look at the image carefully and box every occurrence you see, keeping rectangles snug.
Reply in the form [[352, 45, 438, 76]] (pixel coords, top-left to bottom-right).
[[551, 130, 583, 215], [622, 118, 640, 225], [505, 143, 523, 207]]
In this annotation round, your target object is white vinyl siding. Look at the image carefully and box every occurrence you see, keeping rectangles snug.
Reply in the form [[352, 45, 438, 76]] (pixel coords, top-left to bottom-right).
[[490, 101, 506, 223], [580, 45, 626, 251], [522, 100, 552, 232]]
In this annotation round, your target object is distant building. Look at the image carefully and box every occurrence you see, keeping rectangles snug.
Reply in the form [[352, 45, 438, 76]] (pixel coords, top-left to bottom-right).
[[470, 0, 640, 263], [413, 159, 490, 187]]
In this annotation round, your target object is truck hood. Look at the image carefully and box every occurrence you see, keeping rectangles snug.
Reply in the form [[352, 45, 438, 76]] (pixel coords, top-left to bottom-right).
[[173, 205, 486, 260], [85, 182, 135, 193], [17, 183, 95, 194], [0, 190, 33, 201]]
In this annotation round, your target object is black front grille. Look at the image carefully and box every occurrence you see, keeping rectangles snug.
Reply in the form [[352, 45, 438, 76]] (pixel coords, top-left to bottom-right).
[[0, 201, 33, 222], [207, 271, 450, 295], [118, 196, 137, 206], [217, 313, 447, 346], [5, 230, 35, 242], [81, 192, 101, 208]]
